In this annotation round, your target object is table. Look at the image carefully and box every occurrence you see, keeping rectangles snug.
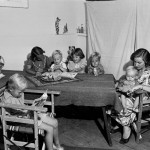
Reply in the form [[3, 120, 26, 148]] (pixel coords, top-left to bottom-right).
[[0, 70, 117, 146]]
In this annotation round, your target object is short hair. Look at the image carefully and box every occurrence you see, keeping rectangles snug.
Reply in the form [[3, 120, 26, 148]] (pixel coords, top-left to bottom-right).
[[7, 73, 28, 91], [91, 52, 101, 61], [126, 66, 138, 76], [30, 46, 45, 61], [72, 48, 85, 59], [52, 50, 62, 59], [130, 48, 150, 67]]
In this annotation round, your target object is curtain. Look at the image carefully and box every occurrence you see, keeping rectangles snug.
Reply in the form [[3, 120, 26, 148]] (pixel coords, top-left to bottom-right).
[[136, 0, 150, 50], [86, 0, 137, 80]]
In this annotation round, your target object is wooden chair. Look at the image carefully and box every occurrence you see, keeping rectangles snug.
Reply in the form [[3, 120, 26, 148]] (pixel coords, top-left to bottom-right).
[[136, 92, 150, 143], [0, 87, 60, 150]]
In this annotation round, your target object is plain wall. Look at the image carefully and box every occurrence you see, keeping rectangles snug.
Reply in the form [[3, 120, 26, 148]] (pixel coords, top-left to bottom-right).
[[0, 0, 86, 70]]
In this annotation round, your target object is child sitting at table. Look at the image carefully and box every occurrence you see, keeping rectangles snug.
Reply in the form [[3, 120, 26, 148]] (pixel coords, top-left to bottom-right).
[[49, 50, 67, 73], [2, 73, 63, 150], [25, 46, 53, 77], [67, 48, 87, 73], [88, 52, 104, 76]]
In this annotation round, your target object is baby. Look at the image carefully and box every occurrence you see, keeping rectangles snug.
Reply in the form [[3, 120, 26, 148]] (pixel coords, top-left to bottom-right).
[[116, 66, 139, 126], [49, 50, 67, 73], [88, 52, 104, 76]]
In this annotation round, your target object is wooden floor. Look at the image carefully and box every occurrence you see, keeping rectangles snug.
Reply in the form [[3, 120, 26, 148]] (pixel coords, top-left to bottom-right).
[[1, 105, 150, 150]]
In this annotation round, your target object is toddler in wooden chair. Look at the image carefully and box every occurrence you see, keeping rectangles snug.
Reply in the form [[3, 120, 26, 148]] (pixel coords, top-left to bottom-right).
[[2, 73, 64, 150]]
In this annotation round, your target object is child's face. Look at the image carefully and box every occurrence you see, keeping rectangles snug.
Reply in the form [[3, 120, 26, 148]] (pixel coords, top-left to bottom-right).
[[91, 56, 100, 68], [126, 71, 137, 81], [9, 88, 25, 98], [36, 54, 43, 61], [73, 54, 81, 63], [53, 54, 62, 65]]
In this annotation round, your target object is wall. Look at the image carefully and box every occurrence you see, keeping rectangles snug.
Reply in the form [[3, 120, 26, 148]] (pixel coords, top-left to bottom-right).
[[0, 0, 86, 70]]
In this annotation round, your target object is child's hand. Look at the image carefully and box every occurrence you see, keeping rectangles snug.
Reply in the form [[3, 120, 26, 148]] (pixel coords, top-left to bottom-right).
[[54, 65, 61, 71], [36, 71, 42, 77]]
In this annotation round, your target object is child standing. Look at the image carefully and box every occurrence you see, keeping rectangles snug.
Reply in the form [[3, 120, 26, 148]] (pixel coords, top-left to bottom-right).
[[2, 73, 63, 150], [49, 50, 67, 73], [25, 46, 53, 77], [88, 52, 104, 76], [67, 48, 87, 73]]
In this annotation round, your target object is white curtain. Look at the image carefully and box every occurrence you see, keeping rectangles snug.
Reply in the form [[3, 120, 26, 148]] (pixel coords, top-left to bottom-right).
[[136, 0, 150, 50], [86, 0, 150, 80]]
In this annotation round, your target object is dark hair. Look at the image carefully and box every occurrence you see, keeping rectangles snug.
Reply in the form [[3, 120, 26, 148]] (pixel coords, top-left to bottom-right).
[[30, 46, 45, 61], [72, 48, 85, 59], [130, 48, 150, 67]]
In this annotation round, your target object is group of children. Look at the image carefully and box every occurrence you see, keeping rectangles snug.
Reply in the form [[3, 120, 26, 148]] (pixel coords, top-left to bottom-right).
[[0, 47, 105, 150], [25, 46, 105, 77]]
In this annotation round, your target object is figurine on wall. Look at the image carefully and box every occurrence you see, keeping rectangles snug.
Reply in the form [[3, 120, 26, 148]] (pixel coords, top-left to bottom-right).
[[55, 17, 61, 35], [63, 23, 68, 34]]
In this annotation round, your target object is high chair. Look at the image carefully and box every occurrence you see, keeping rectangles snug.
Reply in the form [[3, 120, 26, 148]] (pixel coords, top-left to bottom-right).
[[0, 87, 60, 150]]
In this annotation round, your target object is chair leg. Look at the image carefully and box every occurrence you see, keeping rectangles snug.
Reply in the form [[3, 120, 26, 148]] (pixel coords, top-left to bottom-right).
[[102, 107, 112, 146]]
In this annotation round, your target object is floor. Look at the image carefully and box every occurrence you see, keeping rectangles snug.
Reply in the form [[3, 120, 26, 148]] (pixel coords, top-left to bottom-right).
[[1, 105, 150, 150]]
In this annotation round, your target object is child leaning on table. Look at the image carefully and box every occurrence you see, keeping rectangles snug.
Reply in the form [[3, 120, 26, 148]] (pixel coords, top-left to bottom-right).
[[67, 48, 87, 73], [49, 50, 67, 73], [88, 52, 104, 76], [2, 73, 64, 150]]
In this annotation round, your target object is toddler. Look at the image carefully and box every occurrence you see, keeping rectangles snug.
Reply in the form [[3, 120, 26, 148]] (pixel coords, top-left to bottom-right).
[[116, 66, 139, 126], [2, 73, 63, 150], [88, 52, 104, 76], [49, 50, 67, 73], [67, 48, 87, 73]]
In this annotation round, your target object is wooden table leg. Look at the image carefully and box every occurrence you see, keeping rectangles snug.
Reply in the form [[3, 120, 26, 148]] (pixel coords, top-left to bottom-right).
[[102, 106, 112, 146]]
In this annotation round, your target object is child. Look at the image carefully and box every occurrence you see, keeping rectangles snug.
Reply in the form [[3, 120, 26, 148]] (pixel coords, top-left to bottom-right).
[[116, 66, 139, 126], [25, 46, 53, 77], [0, 56, 5, 74], [67, 48, 87, 73], [2, 73, 63, 150], [88, 52, 104, 76], [49, 50, 67, 73]]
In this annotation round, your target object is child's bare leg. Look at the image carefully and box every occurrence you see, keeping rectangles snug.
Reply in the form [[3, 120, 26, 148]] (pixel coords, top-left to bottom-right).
[[43, 116, 61, 147], [39, 122, 53, 150]]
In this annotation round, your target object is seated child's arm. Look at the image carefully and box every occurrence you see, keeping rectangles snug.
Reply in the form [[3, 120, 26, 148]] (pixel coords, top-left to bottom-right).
[[57, 63, 67, 72], [88, 66, 93, 74], [74, 60, 87, 73], [98, 64, 105, 75]]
